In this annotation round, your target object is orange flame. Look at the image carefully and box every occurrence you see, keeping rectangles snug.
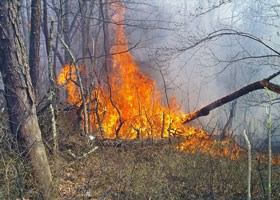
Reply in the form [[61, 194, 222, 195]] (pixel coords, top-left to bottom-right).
[[57, 1, 241, 159], [57, 64, 82, 106]]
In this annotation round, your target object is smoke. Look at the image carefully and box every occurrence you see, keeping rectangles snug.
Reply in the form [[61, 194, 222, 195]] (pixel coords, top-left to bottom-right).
[[124, 0, 280, 145]]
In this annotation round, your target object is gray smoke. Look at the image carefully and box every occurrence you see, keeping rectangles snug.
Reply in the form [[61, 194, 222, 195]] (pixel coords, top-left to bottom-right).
[[125, 0, 280, 147]]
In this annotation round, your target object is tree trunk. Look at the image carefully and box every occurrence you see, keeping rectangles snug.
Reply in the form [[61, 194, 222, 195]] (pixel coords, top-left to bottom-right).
[[48, 20, 59, 154], [19, 1, 29, 51], [242, 130, 251, 200], [63, 0, 71, 64], [0, 1, 52, 197], [183, 72, 280, 124], [42, 0, 50, 56], [29, 0, 41, 98]]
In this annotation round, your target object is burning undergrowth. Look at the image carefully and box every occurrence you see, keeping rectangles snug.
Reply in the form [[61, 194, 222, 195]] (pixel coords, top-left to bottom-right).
[[57, 1, 241, 159]]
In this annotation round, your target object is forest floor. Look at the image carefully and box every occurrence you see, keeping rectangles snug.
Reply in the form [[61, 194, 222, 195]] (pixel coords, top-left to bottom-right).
[[1, 112, 280, 199], [52, 134, 280, 200]]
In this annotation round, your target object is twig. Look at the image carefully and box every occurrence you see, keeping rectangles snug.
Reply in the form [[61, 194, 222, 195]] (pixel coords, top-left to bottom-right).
[[64, 146, 99, 168]]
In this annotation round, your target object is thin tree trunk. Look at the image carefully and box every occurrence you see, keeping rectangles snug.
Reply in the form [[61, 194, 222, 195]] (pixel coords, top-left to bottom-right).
[[268, 122, 272, 200], [100, 0, 123, 138], [80, 1, 89, 61], [242, 130, 251, 200], [63, 0, 71, 64], [42, 0, 50, 56], [29, 0, 41, 98], [48, 19, 58, 154], [0, 1, 52, 197], [59, 37, 90, 136], [265, 88, 272, 200], [220, 100, 237, 139]]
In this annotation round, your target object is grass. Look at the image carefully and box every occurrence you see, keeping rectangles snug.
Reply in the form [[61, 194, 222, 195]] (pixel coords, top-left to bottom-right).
[[54, 139, 280, 200], [1, 111, 280, 199]]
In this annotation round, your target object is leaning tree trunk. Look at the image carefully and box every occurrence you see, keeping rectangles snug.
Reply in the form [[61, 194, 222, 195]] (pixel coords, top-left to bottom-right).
[[183, 71, 280, 124], [0, 1, 52, 197]]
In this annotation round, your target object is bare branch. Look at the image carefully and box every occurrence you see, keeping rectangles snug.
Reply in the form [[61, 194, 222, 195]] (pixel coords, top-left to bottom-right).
[[75, 39, 141, 63], [179, 29, 280, 56]]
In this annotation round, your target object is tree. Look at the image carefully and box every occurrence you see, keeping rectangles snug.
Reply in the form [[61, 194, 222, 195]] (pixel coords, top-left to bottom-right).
[[29, 0, 41, 98], [0, 0, 52, 197], [63, 0, 71, 64]]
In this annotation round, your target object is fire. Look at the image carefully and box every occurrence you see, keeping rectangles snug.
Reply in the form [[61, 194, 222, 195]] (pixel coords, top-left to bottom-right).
[[100, 2, 188, 139], [178, 132, 242, 160], [57, 64, 81, 105], [57, 1, 241, 159]]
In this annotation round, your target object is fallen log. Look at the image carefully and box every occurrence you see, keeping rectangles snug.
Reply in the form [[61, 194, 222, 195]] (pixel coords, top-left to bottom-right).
[[183, 71, 280, 124]]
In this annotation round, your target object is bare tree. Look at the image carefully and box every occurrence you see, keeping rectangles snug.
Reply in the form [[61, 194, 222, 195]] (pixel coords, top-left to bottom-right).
[[63, 0, 71, 64], [29, 0, 41, 98], [0, 0, 52, 197]]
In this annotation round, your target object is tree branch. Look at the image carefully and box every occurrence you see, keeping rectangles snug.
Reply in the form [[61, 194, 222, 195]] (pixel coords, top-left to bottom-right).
[[179, 29, 280, 56]]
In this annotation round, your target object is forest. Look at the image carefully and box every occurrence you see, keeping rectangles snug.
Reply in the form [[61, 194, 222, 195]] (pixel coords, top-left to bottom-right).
[[0, 0, 280, 199]]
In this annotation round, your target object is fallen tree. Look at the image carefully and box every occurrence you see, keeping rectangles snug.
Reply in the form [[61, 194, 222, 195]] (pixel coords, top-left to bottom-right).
[[183, 71, 280, 124]]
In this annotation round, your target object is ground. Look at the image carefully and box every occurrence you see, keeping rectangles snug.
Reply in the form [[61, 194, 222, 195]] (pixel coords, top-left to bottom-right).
[[53, 135, 280, 199], [1, 112, 280, 199]]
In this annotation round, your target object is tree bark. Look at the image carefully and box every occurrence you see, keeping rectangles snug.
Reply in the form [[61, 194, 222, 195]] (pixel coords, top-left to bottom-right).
[[183, 73, 280, 124], [29, 0, 41, 98], [63, 0, 71, 64], [48, 20, 59, 154], [19, 1, 29, 51], [42, 0, 50, 56], [0, 1, 52, 197]]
